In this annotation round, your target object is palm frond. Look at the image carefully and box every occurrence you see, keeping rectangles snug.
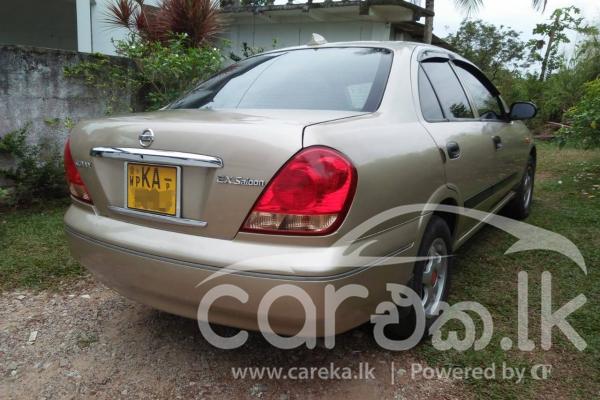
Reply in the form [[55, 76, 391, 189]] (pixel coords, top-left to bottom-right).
[[105, 0, 223, 46], [454, 0, 546, 15], [532, 0, 548, 12], [453, 0, 484, 16], [158, 0, 224, 46], [105, 0, 139, 29]]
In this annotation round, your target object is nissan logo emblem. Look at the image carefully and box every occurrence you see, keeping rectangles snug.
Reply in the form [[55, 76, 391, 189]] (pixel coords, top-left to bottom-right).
[[139, 129, 155, 148]]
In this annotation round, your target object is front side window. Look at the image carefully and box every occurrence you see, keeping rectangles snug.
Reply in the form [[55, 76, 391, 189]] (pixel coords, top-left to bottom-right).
[[169, 47, 393, 112], [420, 60, 474, 119], [454, 64, 505, 120]]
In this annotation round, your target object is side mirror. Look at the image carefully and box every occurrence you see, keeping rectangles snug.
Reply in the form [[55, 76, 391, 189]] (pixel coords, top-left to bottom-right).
[[510, 102, 538, 121]]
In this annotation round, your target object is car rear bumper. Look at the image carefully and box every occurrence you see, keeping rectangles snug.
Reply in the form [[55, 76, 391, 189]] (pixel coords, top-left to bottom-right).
[[64, 204, 417, 336]]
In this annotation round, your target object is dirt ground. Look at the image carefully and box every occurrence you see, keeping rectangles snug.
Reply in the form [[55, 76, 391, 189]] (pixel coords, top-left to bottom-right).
[[0, 278, 469, 400]]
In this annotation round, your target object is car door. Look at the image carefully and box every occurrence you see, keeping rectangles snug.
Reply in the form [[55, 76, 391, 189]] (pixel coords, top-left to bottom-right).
[[451, 61, 524, 203], [416, 54, 498, 222]]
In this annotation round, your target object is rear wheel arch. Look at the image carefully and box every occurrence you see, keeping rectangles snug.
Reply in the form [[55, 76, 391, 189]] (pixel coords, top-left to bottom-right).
[[434, 198, 459, 243], [418, 188, 461, 248], [530, 145, 537, 160], [529, 146, 537, 178]]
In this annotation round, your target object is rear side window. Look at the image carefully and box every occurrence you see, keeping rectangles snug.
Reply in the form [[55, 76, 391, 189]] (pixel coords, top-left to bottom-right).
[[421, 61, 474, 119], [418, 66, 444, 121], [454, 64, 505, 120], [169, 47, 393, 112]]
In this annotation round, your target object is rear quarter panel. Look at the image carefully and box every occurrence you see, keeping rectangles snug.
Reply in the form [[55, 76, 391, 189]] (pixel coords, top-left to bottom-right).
[[302, 46, 448, 256]]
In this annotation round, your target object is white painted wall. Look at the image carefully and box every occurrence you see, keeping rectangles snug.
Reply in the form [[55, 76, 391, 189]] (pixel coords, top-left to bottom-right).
[[77, 0, 160, 54], [223, 21, 392, 57], [76, 0, 92, 52], [76, 2, 397, 55]]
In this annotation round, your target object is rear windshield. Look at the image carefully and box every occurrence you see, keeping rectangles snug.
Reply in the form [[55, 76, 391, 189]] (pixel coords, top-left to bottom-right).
[[168, 47, 393, 112]]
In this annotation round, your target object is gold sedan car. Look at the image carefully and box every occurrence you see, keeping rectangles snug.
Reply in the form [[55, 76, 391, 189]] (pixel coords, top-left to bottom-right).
[[64, 41, 537, 337]]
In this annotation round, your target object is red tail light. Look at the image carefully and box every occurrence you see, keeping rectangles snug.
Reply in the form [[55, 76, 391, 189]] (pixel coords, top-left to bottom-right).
[[64, 138, 92, 204], [241, 146, 357, 235]]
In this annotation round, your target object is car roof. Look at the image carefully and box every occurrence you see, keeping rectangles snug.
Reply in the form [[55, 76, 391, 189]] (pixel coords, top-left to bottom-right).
[[259, 41, 467, 63], [261, 40, 420, 54]]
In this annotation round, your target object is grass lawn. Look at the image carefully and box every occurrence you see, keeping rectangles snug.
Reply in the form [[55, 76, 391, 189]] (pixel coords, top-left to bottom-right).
[[417, 142, 600, 399], [0, 143, 598, 398], [0, 199, 85, 290]]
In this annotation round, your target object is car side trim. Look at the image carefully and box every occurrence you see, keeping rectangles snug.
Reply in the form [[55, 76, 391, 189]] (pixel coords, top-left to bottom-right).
[[90, 147, 224, 168], [455, 190, 515, 249], [464, 172, 518, 209]]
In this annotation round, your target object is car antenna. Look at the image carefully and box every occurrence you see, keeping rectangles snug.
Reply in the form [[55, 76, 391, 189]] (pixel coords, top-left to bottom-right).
[[307, 33, 327, 46]]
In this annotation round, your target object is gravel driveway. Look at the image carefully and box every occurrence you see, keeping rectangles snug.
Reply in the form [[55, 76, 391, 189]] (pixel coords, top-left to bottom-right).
[[1, 278, 467, 399]]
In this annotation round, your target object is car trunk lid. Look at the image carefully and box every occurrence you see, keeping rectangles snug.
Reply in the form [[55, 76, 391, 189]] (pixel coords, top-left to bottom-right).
[[69, 108, 364, 240]]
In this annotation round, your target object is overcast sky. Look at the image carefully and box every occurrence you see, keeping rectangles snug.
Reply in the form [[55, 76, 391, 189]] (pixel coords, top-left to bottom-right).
[[433, 0, 600, 56]]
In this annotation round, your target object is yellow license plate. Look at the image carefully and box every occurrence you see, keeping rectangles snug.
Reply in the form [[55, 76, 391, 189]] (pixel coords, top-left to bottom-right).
[[127, 163, 178, 216]]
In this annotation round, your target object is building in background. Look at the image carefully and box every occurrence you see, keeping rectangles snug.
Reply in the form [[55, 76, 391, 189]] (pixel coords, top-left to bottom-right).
[[0, 0, 159, 54], [221, 0, 447, 55], [0, 0, 445, 55], [0, 0, 79, 51], [0, 0, 445, 152]]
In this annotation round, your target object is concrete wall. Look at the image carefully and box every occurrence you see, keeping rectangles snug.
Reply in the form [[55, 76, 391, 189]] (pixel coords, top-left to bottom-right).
[[0, 45, 133, 147]]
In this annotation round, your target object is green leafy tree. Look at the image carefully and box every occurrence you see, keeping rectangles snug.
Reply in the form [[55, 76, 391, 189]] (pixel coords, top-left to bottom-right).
[[529, 6, 598, 81], [113, 33, 223, 108], [66, 0, 225, 111], [424, 0, 547, 44], [508, 32, 600, 129], [0, 126, 66, 207], [560, 78, 600, 147], [445, 20, 530, 80], [65, 33, 223, 111]]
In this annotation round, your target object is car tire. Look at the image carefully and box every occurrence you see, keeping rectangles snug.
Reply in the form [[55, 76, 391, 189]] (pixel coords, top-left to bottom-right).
[[384, 215, 453, 340], [504, 155, 535, 220]]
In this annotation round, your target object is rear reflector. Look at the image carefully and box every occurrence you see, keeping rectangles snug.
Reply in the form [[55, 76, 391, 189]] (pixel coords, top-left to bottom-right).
[[241, 146, 356, 235], [64, 138, 93, 204]]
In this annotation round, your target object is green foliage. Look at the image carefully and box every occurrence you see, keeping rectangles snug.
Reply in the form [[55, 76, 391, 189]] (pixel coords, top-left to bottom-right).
[[560, 78, 600, 148], [228, 39, 277, 62], [229, 42, 265, 62], [43, 118, 61, 127], [115, 33, 223, 109], [0, 200, 84, 290], [529, 6, 598, 81], [44, 117, 78, 130], [0, 126, 67, 207], [0, 187, 9, 203], [65, 33, 223, 111], [445, 19, 531, 80], [418, 144, 600, 399], [64, 117, 76, 130], [445, 13, 600, 142], [106, 0, 223, 47], [64, 52, 136, 114], [444, 19, 536, 109], [517, 32, 600, 129]]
